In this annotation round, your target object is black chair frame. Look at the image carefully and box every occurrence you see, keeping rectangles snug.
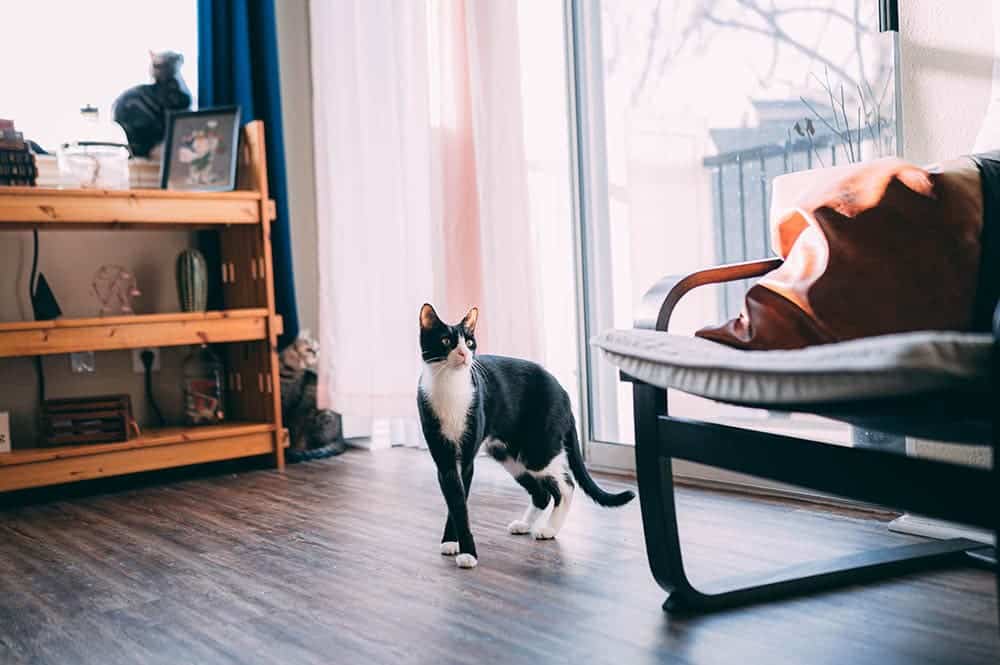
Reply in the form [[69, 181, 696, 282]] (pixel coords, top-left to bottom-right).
[[625, 258, 999, 616]]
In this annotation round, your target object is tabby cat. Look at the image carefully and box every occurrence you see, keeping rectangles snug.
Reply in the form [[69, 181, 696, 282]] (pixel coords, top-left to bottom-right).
[[112, 51, 192, 157], [280, 332, 346, 460], [417, 304, 634, 569]]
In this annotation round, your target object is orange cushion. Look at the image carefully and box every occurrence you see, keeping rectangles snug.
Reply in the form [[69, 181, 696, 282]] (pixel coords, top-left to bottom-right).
[[697, 157, 984, 350]]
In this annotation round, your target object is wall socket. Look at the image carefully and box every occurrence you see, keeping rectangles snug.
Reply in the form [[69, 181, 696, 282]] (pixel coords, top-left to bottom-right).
[[70, 351, 96, 374], [132, 347, 161, 373]]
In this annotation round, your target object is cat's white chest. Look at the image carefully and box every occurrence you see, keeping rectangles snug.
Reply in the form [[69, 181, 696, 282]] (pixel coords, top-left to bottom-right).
[[420, 366, 474, 444]]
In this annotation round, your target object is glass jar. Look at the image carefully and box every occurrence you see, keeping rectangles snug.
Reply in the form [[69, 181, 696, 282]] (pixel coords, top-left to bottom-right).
[[182, 345, 226, 425], [57, 105, 131, 189]]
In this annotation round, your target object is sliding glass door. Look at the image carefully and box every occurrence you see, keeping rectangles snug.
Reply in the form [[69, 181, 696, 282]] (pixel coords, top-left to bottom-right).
[[567, 0, 900, 471]]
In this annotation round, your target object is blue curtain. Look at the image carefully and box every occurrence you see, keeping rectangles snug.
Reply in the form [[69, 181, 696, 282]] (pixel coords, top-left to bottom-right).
[[198, 0, 299, 349]]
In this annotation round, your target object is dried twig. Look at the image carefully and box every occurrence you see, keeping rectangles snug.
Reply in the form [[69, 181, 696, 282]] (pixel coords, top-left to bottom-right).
[[810, 69, 840, 132], [859, 83, 877, 152], [799, 97, 843, 143], [800, 68, 894, 164], [839, 84, 855, 162], [857, 104, 863, 160]]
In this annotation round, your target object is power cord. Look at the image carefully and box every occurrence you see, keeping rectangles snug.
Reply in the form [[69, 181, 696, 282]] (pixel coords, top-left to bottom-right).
[[141, 350, 166, 426], [30, 229, 45, 405], [30, 229, 39, 298]]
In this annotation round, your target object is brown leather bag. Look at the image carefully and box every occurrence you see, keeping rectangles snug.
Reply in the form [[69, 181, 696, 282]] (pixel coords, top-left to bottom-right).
[[696, 157, 984, 350]]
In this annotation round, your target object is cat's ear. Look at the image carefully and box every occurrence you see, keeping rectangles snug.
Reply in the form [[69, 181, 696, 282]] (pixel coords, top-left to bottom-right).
[[461, 307, 479, 334], [419, 303, 441, 330]]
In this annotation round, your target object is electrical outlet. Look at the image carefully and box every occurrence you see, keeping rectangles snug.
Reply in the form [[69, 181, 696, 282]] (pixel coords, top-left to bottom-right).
[[70, 351, 96, 374], [132, 347, 161, 373]]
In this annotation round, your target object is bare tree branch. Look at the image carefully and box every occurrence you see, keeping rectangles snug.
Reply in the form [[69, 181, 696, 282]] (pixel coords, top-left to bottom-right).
[[630, 0, 664, 105], [772, 5, 874, 31], [700, 11, 859, 88], [627, 0, 882, 114]]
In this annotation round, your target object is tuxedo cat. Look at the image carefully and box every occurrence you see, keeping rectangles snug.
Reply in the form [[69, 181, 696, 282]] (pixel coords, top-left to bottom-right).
[[417, 304, 634, 569]]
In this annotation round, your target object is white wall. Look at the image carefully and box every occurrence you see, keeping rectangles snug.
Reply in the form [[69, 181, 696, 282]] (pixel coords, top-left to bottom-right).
[[900, 0, 998, 162], [276, 0, 320, 336], [899, 0, 998, 470]]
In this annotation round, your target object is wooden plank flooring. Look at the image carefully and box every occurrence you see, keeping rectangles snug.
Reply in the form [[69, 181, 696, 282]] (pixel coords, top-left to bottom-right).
[[0, 448, 996, 665]]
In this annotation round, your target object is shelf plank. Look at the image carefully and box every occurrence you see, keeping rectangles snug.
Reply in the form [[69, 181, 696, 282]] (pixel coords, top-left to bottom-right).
[[0, 309, 270, 358], [0, 423, 279, 492], [0, 423, 275, 466], [0, 187, 267, 228]]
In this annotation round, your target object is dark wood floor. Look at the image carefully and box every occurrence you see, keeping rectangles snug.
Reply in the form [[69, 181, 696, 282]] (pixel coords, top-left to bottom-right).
[[0, 448, 996, 665]]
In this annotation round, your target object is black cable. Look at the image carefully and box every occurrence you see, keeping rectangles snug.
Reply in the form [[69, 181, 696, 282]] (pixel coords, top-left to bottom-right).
[[30, 229, 39, 298], [141, 350, 166, 426], [30, 229, 45, 405], [33, 356, 45, 406]]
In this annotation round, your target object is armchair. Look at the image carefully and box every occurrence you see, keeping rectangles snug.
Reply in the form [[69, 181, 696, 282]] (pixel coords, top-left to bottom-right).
[[597, 258, 998, 616]]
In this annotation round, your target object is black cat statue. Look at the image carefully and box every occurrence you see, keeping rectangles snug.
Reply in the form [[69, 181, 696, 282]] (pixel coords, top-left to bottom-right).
[[112, 51, 192, 158]]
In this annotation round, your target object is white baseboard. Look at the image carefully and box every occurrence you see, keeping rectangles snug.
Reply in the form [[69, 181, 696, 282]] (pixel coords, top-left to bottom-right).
[[888, 514, 994, 546]]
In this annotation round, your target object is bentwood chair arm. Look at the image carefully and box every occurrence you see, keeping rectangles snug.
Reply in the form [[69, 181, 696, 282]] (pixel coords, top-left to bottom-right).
[[635, 258, 784, 333]]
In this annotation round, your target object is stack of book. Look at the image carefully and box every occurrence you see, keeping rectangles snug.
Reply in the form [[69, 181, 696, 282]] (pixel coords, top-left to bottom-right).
[[0, 119, 37, 186]]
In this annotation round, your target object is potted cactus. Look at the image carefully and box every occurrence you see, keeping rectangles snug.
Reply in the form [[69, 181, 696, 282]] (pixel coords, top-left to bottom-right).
[[176, 248, 208, 312]]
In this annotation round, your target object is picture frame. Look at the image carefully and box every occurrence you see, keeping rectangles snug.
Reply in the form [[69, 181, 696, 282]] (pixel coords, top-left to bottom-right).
[[159, 106, 241, 192]]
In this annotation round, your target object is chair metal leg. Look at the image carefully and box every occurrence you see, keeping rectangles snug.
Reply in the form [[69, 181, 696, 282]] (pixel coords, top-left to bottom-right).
[[993, 312, 999, 630], [631, 381, 991, 615], [993, 379, 999, 628]]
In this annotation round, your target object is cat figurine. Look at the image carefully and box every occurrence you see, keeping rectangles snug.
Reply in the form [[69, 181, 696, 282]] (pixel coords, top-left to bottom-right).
[[112, 50, 192, 157], [416, 304, 635, 569], [280, 332, 346, 460]]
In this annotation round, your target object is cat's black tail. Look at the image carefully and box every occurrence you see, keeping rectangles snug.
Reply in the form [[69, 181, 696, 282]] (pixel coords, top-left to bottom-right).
[[564, 427, 635, 507]]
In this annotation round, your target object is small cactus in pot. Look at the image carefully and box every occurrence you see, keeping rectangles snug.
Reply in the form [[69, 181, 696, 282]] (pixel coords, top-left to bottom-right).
[[176, 249, 208, 312]]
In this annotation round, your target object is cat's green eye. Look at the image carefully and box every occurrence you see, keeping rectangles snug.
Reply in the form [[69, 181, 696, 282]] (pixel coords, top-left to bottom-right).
[[441, 337, 451, 347], [467, 340, 475, 348]]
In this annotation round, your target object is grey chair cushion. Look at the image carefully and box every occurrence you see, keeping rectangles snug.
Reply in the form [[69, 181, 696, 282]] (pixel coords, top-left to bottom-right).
[[593, 329, 992, 405]]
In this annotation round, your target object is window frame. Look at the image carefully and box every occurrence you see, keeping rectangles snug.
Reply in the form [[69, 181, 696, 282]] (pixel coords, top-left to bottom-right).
[[564, 0, 901, 478]]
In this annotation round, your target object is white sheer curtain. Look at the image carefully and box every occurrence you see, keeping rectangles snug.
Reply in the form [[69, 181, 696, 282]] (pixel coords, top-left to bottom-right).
[[310, 0, 546, 447]]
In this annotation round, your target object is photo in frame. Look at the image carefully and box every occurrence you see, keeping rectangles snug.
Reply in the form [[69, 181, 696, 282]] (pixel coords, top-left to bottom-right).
[[160, 106, 241, 191]]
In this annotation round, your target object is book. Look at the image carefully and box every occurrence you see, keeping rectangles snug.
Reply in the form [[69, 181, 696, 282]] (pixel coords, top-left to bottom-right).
[[0, 151, 34, 164], [0, 144, 37, 185], [0, 164, 37, 177], [0, 129, 25, 148]]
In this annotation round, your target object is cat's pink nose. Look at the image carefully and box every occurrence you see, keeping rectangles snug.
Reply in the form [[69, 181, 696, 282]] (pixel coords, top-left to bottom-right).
[[455, 349, 468, 361]]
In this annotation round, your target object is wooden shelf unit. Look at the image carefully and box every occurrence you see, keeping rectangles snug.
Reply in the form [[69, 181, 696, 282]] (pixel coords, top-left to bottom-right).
[[0, 121, 286, 492]]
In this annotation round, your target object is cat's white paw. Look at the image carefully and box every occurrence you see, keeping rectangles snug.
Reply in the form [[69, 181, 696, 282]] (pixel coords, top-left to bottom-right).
[[532, 526, 557, 540], [507, 520, 531, 535], [455, 553, 478, 569], [440, 541, 460, 556]]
